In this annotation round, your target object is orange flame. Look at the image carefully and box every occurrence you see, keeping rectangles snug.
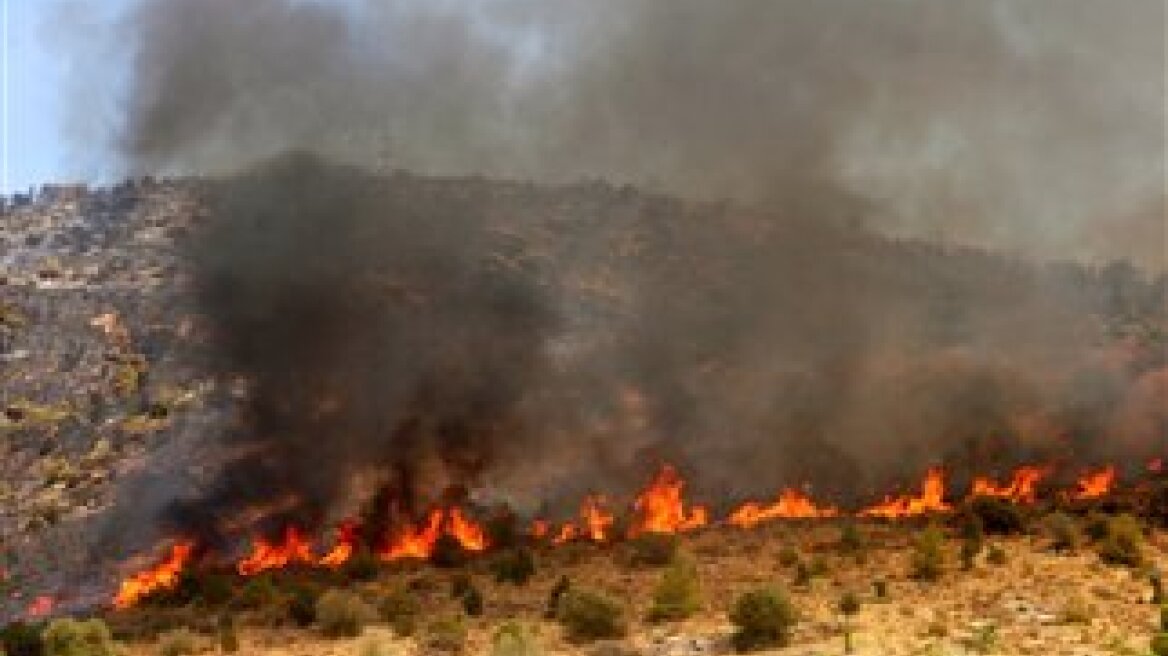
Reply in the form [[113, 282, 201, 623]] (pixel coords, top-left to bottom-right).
[[449, 507, 489, 552], [859, 467, 951, 519], [530, 519, 550, 540], [237, 526, 316, 576], [1071, 465, 1117, 500], [728, 487, 839, 528], [113, 541, 195, 609], [318, 520, 360, 568], [582, 496, 616, 541], [552, 522, 579, 545], [379, 508, 445, 561], [630, 465, 708, 535], [969, 465, 1050, 504]]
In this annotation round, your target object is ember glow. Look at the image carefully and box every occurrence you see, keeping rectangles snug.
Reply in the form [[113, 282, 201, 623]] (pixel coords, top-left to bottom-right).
[[377, 507, 489, 561], [113, 541, 195, 610]]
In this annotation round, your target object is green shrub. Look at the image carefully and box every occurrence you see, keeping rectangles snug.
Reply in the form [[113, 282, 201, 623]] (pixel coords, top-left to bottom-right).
[[1161, 603, 1168, 631], [1046, 512, 1080, 552], [287, 584, 320, 627], [1084, 512, 1110, 541], [986, 545, 1008, 566], [872, 579, 889, 600], [216, 616, 238, 654], [556, 589, 626, 642], [460, 583, 484, 617], [545, 576, 570, 619], [965, 497, 1025, 534], [1, 622, 44, 656], [1152, 633, 1168, 656], [492, 548, 536, 586], [156, 629, 198, 656], [777, 547, 800, 568], [491, 622, 542, 656], [627, 532, 679, 567], [839, 593, 861, 655], [646, 554, 702, 622], [423, 617, 467, 654], [342, 550, 381, 583], [838, 523, 866, 562], [792, 560, 812, 589], [379, 586, 419, 637], [485, 508, 520, 550], [315, 589, 375, 638], [42, 618, 120, 656], [910, 526, 945, 581], [235, 575, 279, 610], [808, 555, 830, 578], [449, 573, 474, 600], [1152, 571, 1165, 606], [430, 535, 469, 569], [729, 587, 797, 652], [1098, 514, 1144, 567]]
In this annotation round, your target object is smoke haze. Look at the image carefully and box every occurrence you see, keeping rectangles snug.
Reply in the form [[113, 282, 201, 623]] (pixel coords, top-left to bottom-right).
[[46, 1, 1168, 539]]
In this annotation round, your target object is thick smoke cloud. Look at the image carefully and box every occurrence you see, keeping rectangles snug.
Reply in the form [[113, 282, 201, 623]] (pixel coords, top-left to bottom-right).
[[103, 0, 1165, 267], [59, 0, 1167, 538]]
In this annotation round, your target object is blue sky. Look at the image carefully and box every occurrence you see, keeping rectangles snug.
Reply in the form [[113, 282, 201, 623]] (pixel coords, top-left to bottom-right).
[[4, 0, 135, 193]]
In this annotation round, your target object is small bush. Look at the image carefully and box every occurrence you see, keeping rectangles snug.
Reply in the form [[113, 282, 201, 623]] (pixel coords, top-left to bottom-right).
[[1160, 603, 1168, 631], [545, 576, 570, 619], [423, 617, 467, 654], [156, 628, 199, 656], [430, 535, 470, 569], [627, 532, 679, 567], [235, 575, 279, 610], [379, 587, 419, 637], [485, 508, 521, 550], [1153, 633, 1168, 656], [216, 616, 238, 654], [492, 548, 536, 586], [342, 550, 381, 583], [1084, 512, 1110, 541], [646, 554, 702, 622], [777, 547, 800, 568], [792, 560, 812, 588], [838, 523, 866, 562], [1, 621, 44, 656], [911, 526, 945, 581], [808, 555, 830, 578], [1098, 514, 1144, 567], [557, 589, 626, 642], [315, 589, 376, 638], [460, 583, 484, 617], [287, 584, 320, 627], [986, 545, 1008, 566], [42, 618, 120, 656], [965, 497, 1026, 534], [872, 579, 888, 600], [1046, 512, 1080, 552], [491, 622, 542, 656], [729, 587, 797, 652]]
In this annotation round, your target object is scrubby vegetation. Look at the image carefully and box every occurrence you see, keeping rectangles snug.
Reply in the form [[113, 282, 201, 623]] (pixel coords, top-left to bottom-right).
[[646, 553, 702, 622], [42, 618, 120, 656], [1097, 514, 1144, 567], [423, 617, 467, 654], [491, 548, 536, 586], [911, 525, 946, 581], [729, 587, 797, 652], [315, 589, 376, 638], [627, 532, 679, 567], [1, 621, 44, 656], [155, 628, 198, 656], [556, 589, 626, 641], [378, 586, 419, 637], [491, 622, 542, 656]]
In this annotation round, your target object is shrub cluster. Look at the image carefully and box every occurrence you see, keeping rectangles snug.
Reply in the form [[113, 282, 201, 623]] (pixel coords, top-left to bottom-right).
[[646, 554, 702, 622], [556, 589, 626, 641], [315, 589, 376, 638], [42, 618, 120, 656], [911, 526, 946, 581], [729, 587, 797, 652]]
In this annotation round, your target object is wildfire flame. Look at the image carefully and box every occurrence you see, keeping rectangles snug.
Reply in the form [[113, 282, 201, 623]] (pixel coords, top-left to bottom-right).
[[859, 467, 951, 519], [969, 465, 1050, 504], [113, 541, 195, 610], [111, 459, 1140, 610], [728, 487, 839, 528], [1071, 465, 1117, 500], [237, 526, 316, 576], [629, 465, 709, 535]]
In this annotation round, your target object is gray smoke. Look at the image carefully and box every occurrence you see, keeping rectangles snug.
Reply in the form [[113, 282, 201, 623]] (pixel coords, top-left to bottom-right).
[[51, 0, 1168, 534]]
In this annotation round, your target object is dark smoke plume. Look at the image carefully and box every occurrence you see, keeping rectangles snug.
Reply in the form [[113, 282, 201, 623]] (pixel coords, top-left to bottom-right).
[[55, 0, 1166, 542]]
